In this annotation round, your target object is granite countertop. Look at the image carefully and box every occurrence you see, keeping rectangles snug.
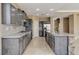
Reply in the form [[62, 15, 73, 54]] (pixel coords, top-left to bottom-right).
[[52, 33, 75, 36], [45, 31, 75, 36], [2, 31, 31, 38]]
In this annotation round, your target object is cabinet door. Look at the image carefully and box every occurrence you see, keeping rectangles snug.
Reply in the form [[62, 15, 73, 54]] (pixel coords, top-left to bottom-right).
[[55, 36, 68, 55], [2, 39, 19, 55], [23, 36, 26, 51], [24, 35, 28, 47], [19, 38, 23, 54], [51, 36, 55, 51], [19, 37, 28, 54]]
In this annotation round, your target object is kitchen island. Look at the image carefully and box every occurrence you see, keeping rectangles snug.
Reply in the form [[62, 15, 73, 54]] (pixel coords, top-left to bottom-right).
[[45, 32, 74, 55], [2, 31, 32, 55]]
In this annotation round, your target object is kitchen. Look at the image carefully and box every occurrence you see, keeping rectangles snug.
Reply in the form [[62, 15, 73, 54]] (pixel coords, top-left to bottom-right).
[[0, 3, 79, 55]]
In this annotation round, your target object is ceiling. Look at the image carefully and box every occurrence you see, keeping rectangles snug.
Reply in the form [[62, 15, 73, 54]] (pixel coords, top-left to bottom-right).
[[16, 3, 79, 17]]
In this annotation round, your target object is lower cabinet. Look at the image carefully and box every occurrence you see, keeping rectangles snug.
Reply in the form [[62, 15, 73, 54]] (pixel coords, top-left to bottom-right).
[[2, 38, 20, 55], [2, 32, 32, 55], [46, 32, 69, 55], [45, 33, 55, 51], [19, 38, 23, 54], [54, 36, 68, 55]]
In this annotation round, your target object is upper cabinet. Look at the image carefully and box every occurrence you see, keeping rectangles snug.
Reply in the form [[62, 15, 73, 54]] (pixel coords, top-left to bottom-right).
[[11, 5, 17, 25], [2, 3, 27, 26]]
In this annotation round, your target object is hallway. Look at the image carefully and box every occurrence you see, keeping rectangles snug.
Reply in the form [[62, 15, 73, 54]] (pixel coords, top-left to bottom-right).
[[23, 37, 55, 55]]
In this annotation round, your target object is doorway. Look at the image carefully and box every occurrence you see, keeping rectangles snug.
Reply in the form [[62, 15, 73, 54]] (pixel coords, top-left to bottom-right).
[[39, 21, 50, 37], [39, 21, 44, 37], [63, 17, 69, 33]]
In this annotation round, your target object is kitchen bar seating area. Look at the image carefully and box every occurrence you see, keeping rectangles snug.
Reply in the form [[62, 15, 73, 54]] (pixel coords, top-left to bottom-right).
[[0, 3, 79, 55]]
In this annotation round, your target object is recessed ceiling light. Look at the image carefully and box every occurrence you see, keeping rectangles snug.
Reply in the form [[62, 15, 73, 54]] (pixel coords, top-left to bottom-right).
[[36, 8, 40, 11], [36, 14, 39, 16], [46, 14, 49, 16], [49, 9, 54, 11]]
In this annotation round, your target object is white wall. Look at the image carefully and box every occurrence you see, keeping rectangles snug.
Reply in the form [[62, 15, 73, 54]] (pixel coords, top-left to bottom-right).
[[73, 14, 78, 35], [50, 17, 54, 33], [76, 14, 79, 34], [39, 17, 49, 21], [59, 17, 64, 33], [70, 14, 79, 35], [69, 15, 74, 34], [32, 16, 39, 38]]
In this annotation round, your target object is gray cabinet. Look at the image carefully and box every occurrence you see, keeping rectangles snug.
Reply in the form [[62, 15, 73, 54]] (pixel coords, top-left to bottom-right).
[[54, 36, 68, 55], [45, 32, 69, 55], [2, 38, 19, 55], [2, 3, 27, 25], [46, 33, 55, 50], [2, 32, 32, 55], [19, 38, 23, 54]]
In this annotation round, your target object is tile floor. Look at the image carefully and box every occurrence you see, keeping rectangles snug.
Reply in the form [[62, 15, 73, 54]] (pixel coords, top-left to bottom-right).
[[23, 37, 55, 55]]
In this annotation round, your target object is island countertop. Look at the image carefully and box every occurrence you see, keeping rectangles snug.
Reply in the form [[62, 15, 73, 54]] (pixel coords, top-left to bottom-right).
[[2, 31, 31, 38], [52, 33, 75, 36], [47, 32, 75, 36]]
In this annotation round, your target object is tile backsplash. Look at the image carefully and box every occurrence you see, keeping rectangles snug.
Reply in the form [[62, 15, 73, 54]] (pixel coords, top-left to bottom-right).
[[1, 24, 25, 35]]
